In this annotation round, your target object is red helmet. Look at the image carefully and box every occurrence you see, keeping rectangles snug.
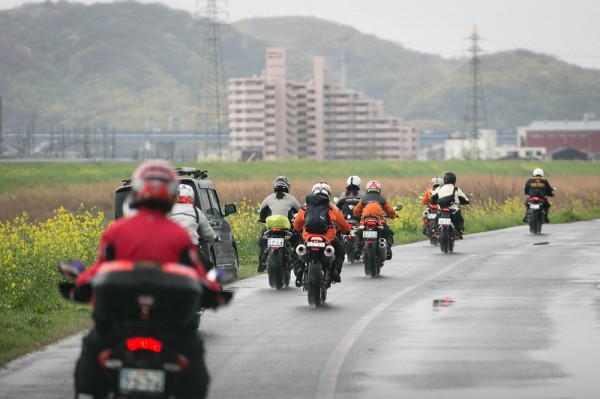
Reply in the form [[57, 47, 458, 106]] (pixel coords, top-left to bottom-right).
[[365, 180, 382, 194], [131, 159, 178, 211]]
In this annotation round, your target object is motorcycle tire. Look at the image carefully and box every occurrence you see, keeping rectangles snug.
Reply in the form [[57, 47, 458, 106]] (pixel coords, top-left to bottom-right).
[[307, 260, 323, 306], [346, 241, 355, 264], [363, 243, 378, 277], [267, 249, 285, 289], [529, 209, 542, 235], [439, 227, 450, 254], [427, 224, 438, 246]]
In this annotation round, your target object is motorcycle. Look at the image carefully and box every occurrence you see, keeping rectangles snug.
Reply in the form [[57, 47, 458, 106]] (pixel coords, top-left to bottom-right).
[[295, 234, 335, 306], [526, 196, 546, 235], [358, 205, 402, 277], [422, 203, 441, 246], [437, 208, 462, 254], [59, 260, 231, 398], [262, 224, 294, 289], [342, 215, 360, 263]]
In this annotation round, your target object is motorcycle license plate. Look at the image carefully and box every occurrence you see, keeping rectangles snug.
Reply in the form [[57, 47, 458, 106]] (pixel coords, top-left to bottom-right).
[[267, 237, 285, 247], [428, 213, 438, 219], [530, 204, 540, 209], [363, 231, 378, 239], [119, 368, 165, 394], [306, 241, 326, 248], [438, 217, 451, 225]]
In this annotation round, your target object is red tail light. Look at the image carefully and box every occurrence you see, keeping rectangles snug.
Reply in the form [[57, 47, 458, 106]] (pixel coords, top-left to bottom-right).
[[430, 205, 439, 210], [310, 236, 324, 242], [531, 197, 540, 201], [271, 228, 282, 232], [126, 337, 163, 353], [365, 220, 377, 227], [442, 208, 450, 212]]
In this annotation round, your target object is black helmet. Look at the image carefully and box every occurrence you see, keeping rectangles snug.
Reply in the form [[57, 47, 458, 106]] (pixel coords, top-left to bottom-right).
[[273, 176, 290, 193], [443, 171, 456, 185]]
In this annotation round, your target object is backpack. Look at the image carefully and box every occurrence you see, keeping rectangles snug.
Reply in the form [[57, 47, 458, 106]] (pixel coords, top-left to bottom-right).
[[436, 187, 457, 208], [304, 195, 331, 234]]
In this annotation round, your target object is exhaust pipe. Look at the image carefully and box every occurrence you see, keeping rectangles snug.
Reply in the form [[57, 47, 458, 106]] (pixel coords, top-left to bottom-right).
[[324, 245, 335, 264], [377, 238, 387, 260], [296, 244, 310, 263]]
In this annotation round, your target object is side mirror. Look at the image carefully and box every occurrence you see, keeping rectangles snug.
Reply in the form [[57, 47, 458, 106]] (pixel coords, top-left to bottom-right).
[[224, 203, 237, 216], [333, 196, 339, 203], [394, 205, 403, 211], [348, 205, 355, 210], [417, 195, 424, 200], [467, 193, 474, 198]]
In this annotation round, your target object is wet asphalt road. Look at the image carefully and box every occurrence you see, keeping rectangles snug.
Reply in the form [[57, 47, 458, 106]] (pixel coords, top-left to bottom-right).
[[1, 220, 599, 399]]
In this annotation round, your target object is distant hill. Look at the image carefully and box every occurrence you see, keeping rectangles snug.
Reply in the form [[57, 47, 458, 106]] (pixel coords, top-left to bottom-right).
[[1, 2, 599, 134]]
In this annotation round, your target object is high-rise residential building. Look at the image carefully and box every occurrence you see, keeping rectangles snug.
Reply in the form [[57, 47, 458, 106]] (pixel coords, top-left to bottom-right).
[[228, 48, 419, 161]]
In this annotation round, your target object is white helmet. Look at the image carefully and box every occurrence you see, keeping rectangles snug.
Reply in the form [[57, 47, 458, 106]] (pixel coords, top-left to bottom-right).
[[346, 175, 361, 190], [177, 184, 195, 201], [533, 168, 544, 177], [431, 177, 443, 188], [312, 182, 332, 199]]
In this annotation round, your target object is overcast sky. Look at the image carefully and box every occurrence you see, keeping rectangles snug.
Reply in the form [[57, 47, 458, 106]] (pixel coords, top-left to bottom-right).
[[3, 0, 600, 70]]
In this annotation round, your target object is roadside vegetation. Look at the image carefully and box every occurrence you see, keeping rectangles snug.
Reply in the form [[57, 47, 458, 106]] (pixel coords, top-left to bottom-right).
[[1, 160, 599, 367]]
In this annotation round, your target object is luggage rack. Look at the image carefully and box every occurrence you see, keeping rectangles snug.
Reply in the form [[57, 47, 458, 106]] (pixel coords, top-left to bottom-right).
[[176, 167, 208, 179]]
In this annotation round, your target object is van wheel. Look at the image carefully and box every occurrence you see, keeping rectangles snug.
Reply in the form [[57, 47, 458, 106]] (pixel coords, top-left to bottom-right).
[[231, 245, 239, 277]]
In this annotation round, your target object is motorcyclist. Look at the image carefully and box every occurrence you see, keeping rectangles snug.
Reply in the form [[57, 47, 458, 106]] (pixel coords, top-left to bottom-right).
[[430, 171, 470, 239], [68, 159, 229, 399], [257, 176, 302, 272], [421, 177, 444, 235], [293, 182, 350, 286], [335, 175, 365, 218], [523, 168, 554, 223], [352, 180, 397, 260], [170, 183, 220, 270]]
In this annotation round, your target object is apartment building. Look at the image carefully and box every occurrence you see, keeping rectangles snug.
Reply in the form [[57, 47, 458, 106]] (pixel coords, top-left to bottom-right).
[[228, 48, 419, 161]]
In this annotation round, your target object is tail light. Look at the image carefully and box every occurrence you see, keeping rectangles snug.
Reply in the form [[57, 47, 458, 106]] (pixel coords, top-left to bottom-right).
[[430, 205, 439, 210], [309, 236, 324, 242], [442, 208, 450, 212], [365, 220, 377, 227], [126, 337, 163, 353], [271, 228, 282, 233], [531, 197, 540, 201]]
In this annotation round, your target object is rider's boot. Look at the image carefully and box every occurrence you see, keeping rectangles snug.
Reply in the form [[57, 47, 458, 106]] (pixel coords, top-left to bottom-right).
[[294, 260, 305, 287], [257, 251, 267, 272]]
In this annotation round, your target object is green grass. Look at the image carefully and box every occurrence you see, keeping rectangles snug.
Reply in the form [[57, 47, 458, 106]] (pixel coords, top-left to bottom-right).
[[1, 160, 599, 194], [0, 304, 91, 366]]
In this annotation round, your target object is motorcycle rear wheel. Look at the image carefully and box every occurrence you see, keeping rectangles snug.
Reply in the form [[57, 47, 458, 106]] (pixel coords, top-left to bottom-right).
[[267, 249, 285, 289], [439, 227, 450, 254], [307, 261, 323, 306], [427, 224, 438, 246], [529, 209, 542, 235], [363, 243, 377, 277]]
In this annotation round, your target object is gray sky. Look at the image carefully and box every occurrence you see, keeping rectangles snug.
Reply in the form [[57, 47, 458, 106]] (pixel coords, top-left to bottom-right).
[[3, 0, 600, 70]]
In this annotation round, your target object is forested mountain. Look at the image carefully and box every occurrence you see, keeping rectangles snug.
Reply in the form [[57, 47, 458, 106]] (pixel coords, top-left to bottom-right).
[[1, 1, 599, 134]]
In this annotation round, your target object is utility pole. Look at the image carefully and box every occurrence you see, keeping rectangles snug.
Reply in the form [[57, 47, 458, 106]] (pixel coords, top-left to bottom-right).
[[0, 96, 3, 156], [194, 0, 228, 161], [464, 24, 487, 160]]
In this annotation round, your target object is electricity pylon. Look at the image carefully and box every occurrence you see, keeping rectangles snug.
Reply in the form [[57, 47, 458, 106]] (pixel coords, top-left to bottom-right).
[[194, 0, 228, 160]]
